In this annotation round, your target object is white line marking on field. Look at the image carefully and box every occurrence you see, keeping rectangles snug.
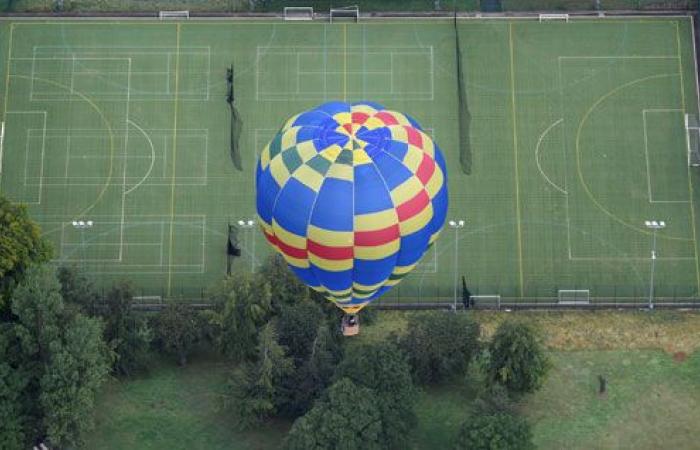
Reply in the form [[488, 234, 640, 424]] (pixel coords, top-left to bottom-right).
[[558, 54, 691, 260], [642, 108, 688, 203], [124, 120, 155, 195], [534, 118, 567, 194]]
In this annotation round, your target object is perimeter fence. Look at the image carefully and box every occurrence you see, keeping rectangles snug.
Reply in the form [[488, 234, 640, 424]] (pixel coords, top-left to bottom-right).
[[106, 283, 700, 312], [1, 0, 696, 15]]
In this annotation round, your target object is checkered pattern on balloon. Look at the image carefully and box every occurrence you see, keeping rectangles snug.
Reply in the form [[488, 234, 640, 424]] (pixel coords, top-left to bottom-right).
[[256, 101, 448, 313]]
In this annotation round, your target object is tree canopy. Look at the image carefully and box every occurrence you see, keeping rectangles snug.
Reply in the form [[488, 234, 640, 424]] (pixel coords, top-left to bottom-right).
[[57, 265, 99, 316], [277, 321, 343, 418], [258, 254, 310, 311], [156, 302, 201, 366], [0, 195, 52, 313], [283, 378, 383, 450], [276, 302, 324, 364], [454, 412, 534, 450], [207, 273, 271, 361], [400, 311, 480, 384], [102, 282, 153, 376], [335, 341, 417, 449], [0, 265, 110, 448], [226, 322, 293, 429], [486, 321, 549, 396]]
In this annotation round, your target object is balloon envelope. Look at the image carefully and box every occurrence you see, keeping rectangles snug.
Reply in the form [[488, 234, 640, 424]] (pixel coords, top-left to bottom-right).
[[256, 101, 448, 313]]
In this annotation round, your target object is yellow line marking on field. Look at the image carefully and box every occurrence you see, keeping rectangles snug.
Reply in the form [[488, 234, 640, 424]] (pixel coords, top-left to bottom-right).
[[343, 23, 347, 101], [508, 23, 524, 297], [676, 20, 700, 295], [574, 73, 691, 242], [0, 23, 13, 183], [167, 23, 181, 297]]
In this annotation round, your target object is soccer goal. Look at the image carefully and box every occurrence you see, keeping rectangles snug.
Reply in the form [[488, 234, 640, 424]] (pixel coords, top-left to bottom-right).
[[539, 13, 569, 22], [471, 295, 501, 309], [330, 5, 359, 23], [159, 10, 189, 20], [133, 295, 163, 304], [558, 290, 590, 304], [685, 114, 700, 167], [284, 6, 314, 20]]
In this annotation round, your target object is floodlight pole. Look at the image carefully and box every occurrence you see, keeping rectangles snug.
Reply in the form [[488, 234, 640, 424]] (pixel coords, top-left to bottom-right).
[[238, 219, 257, 272], [448, 220, 465, 311], [644, 220, 666, 310], [71, 220, 94, 270]]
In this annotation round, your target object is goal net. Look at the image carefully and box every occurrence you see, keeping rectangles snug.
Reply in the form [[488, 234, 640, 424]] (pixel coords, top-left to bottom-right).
[[471, 295, 501, 309], [558, 290, 590, 304], [685, 114, 700, 167], [284, 7, 313, 20], [539, 14, 569, 22], [159, 10, 189, 20], [330, 5, 359, 23]]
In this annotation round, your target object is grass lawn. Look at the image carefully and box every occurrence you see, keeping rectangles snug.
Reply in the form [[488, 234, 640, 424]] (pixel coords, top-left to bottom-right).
[[83, 352, 290, 450], [526, 350, 700, 450], [85, 311, 700, 448], [364, 311, 700, 449]]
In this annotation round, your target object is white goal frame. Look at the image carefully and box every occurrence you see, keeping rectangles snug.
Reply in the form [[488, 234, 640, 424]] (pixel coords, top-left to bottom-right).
[[539, 13, 569, 22], [558, 289, 590, 304], [472, 295, 501, 309], [159, 10, 190, 20], [330, 5, 359, 23], [133, 295, 163, 303], [284, 7, 314, 21]]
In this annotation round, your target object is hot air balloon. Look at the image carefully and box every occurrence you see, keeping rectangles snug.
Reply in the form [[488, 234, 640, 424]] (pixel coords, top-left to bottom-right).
[[255, 101, 448, 335]]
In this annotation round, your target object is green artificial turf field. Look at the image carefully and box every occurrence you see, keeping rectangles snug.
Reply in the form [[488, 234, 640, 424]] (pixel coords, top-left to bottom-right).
[[0, 17, 699, 303]]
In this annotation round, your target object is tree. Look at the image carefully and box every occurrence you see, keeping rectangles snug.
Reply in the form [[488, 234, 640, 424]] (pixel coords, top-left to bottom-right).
[[102, 282, 152, 376], [6, 265, 110, 448], [156, 302, 201, 366], [400, 311, 480, 384], [0, 195, 52, 313], [226, 322, 293, 429], [57, 265, 99, 316], [39, 313, 110, 447], [486, 321, 549, 396], [278, 322, 343, 417], [276, 302, 324, 364], [334, 341, 417, 449], [207, 273, 271, 361], [0, 324, 29, 449], [257, 254, 309, 310], [283, 378, 383, 450], [453, 412, 534, 450]]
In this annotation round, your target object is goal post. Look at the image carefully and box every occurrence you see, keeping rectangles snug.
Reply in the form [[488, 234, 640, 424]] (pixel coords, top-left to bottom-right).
[[558, 290, 590, 304], [539, 13, 569, 22], [685, 113, 700, 167], [159, 10, 189, 20], [284, 7, 314, 21], [471, 295, 501, 309], [330, 5, 359, 23]]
